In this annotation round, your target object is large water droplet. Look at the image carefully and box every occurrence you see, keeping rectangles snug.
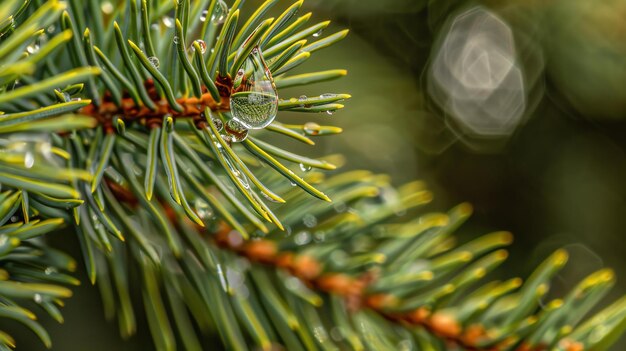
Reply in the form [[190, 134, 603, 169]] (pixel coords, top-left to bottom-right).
[[230, 46, 278, 129], [224, 119, 249, 143], [212, 0, 228, 24], [34, 293, 43, 304], [148, 56, 160, 68], [200, 10, 208, 22], [173, 36, 179, 44], [303, 122, 321, 136]]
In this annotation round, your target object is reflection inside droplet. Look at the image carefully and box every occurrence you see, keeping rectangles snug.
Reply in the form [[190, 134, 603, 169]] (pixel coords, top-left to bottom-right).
[[230, 46, 279, 129]]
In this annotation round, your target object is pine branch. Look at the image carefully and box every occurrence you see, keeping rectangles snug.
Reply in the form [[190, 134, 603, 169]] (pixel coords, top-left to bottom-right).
[[0, 0, 624, 350]]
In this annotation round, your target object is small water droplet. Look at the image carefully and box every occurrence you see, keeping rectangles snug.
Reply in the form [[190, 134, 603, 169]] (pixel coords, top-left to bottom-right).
[[227, 230, 244, 247], [290, 181, 297, 187], [330, 250, 348, 265], [216, 264, 228, 292], [212, 0, 228, 24], [26, 44, 39, 54], [326, 110, 334, 115], [173, 36, 179, 44], [101, 1, 114, 14], [395, 208, 407, 217], [299, 163, 312, 172], [24, 151, 34, 168], [224, 119, 249, 143], [46, 25, 56, 34], [34, 294, 43, 304], [200, 10, 208, 22], [211, 117, 224, 132], [298, 95, 308, 106], [44, 267, 57, 275], [220, 134, 232, 144], [302, 214, 317, 228], [294, 231, 311, 245], [93, 217, 103, 231], [313, 326, 329, 343], [148, 56, 160, 68], [10, 216, 17, 223], [285, 276, 301, 290], [319, 93, 336, 99], [38, 142, 51, 159], [132, 164, 143, 176], [303, 122, 321, 136], [313, 231, 326, 242], [261, 191, 281, 203], [162, 17, 174, 28], [312, 28, 324, 38], [333, 201, 347, 213], [230, 45, 278, 129], [194, 198, 213, 220], [236, 172, 250, 189], [226, 266, 245, 290], [330, 327, 344, 342], [192, 39, 207, 54], [398, 339, 413, 351]]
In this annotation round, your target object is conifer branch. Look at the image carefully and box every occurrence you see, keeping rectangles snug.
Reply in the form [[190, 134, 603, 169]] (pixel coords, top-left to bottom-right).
[[0, 0, 624, 350]]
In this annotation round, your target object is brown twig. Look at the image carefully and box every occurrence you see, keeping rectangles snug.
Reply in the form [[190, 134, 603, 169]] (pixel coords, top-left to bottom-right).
[[211, 225, 583, 351], [80, 79, 231, 132]]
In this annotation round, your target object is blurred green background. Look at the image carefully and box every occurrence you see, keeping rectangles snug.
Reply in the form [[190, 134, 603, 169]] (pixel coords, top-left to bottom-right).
[[3, 0, 626, 349]]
